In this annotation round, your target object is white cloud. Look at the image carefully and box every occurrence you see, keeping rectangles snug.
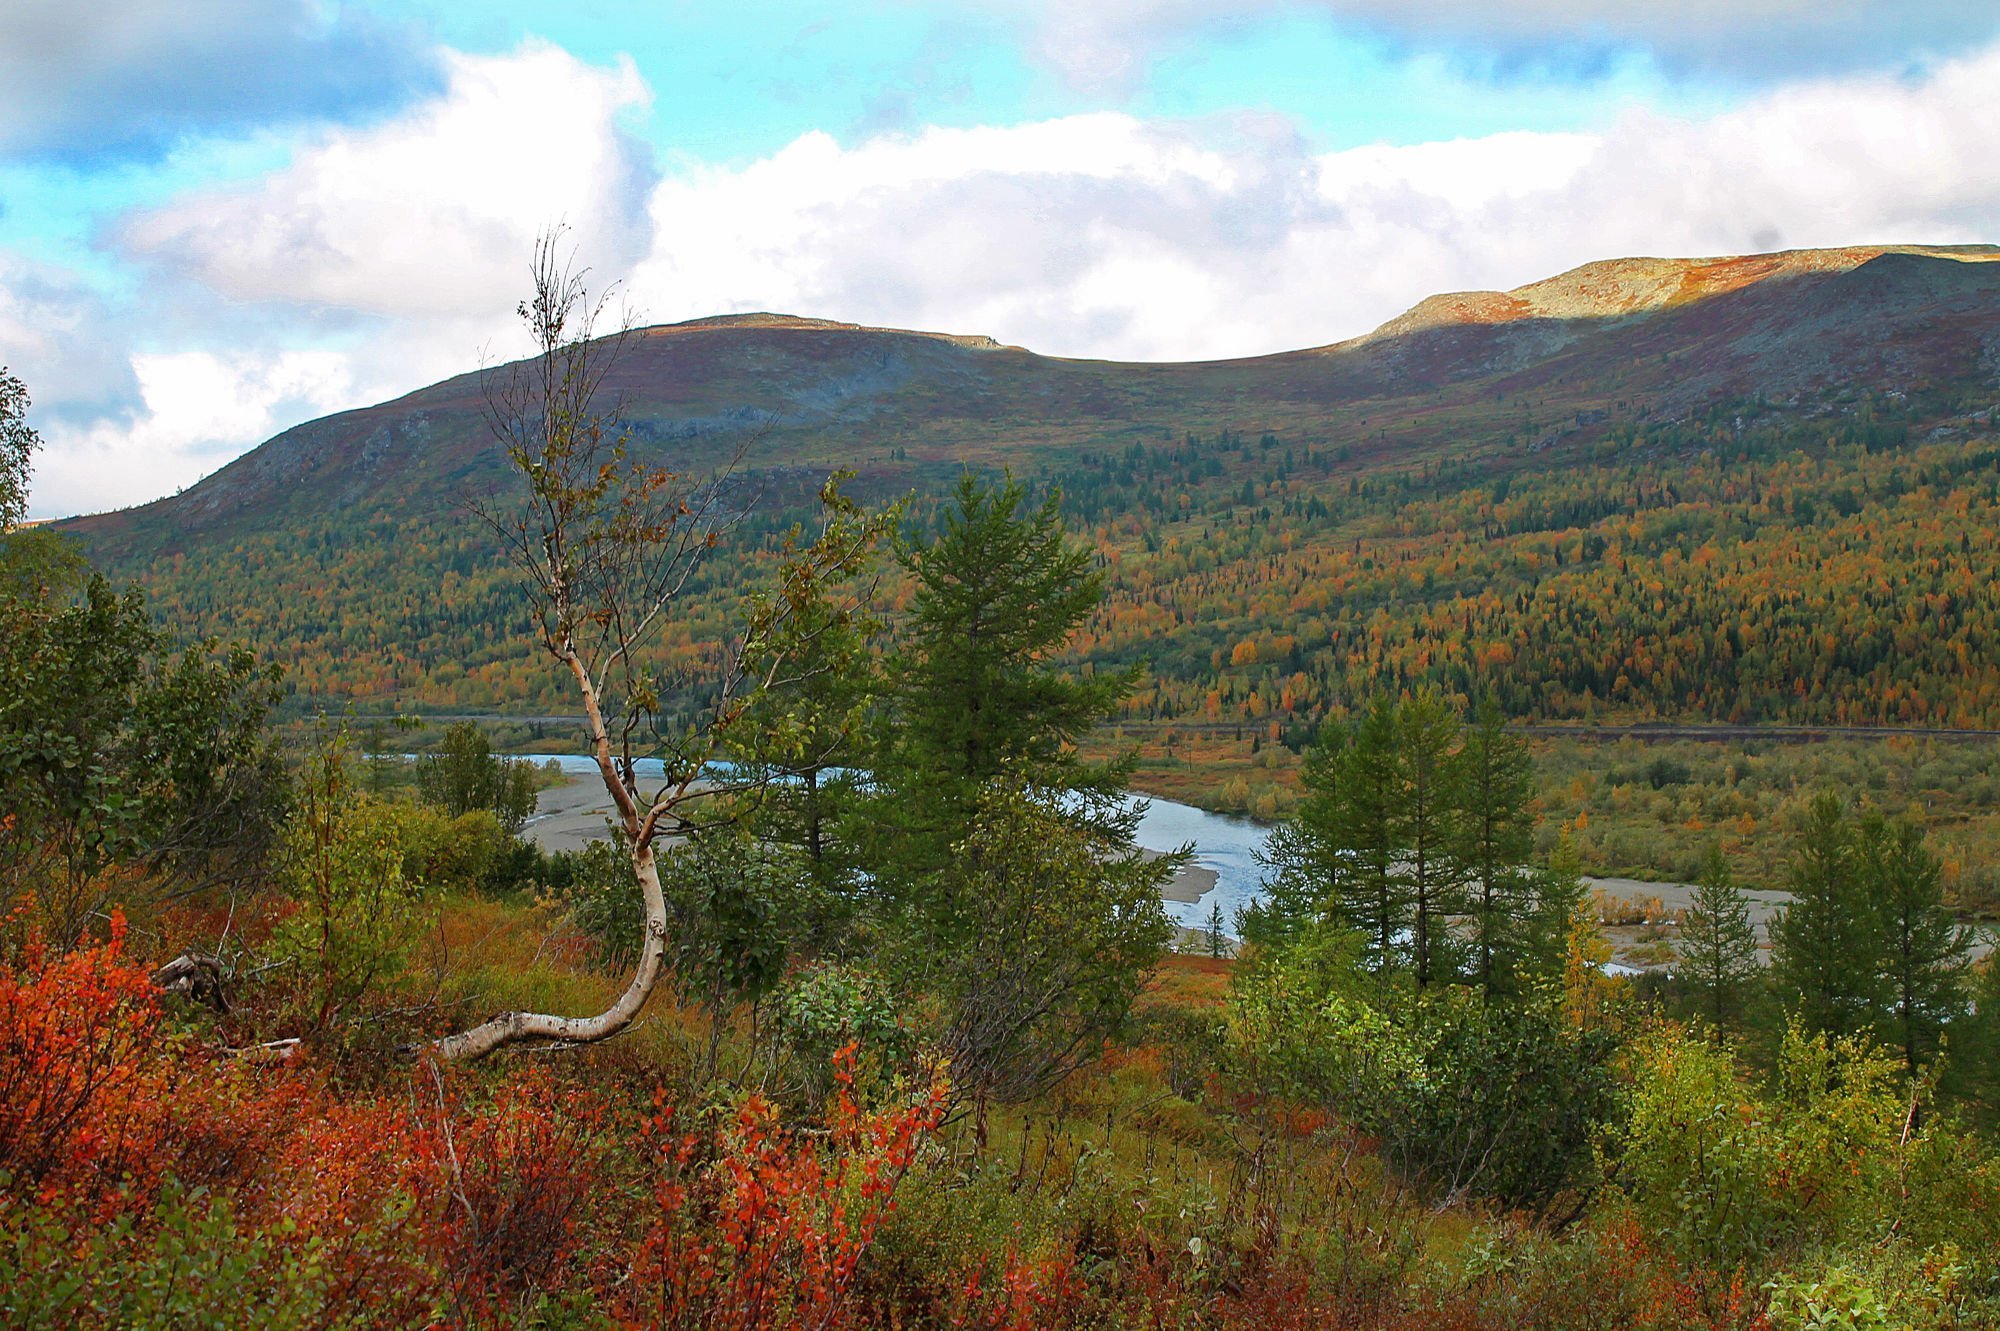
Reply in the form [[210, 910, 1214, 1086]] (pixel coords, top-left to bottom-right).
[[16, 41, 656, 518], [117, 40, 655, 322], [626, 44, 2000, 361], [22, 37, 2000, 517], [31, 350, 354, 518]]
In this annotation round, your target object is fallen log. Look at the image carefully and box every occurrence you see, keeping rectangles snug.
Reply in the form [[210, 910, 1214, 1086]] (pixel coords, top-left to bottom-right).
[[150, 951, 231, 1013]]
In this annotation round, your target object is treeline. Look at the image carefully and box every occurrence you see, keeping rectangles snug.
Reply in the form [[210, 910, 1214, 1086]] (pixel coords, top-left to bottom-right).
[[1258, 692, 1997, 1080], [76, 383, 2000, 742]]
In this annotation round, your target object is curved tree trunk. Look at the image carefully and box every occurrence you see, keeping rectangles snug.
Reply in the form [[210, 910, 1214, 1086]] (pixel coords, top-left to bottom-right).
[[429, 647, 677, 1061], [430, 837, 668, 1060]]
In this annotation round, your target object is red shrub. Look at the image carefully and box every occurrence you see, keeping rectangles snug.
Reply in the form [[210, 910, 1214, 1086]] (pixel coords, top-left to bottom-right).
[[414, 1063, 606, 1320], [948, 1246, 1085, 1331], [616, 1043, 949, 1331], [0, 912, 170, 1203]]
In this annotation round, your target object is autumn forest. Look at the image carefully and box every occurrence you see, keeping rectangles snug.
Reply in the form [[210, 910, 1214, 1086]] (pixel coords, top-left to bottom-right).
[[11, 243, 2000, 1328]]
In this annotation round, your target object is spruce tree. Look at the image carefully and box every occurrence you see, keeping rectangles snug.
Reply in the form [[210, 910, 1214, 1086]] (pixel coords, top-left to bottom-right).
[[1454, 696, 1536, 997], [1770, 792, 1886, 1039], [1858, 813, 1970, 1076], [1679, 840, 1760, 1040]]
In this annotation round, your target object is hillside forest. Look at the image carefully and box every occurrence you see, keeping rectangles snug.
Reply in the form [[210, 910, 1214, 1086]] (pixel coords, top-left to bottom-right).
[[9, 241, 2000, 1331]]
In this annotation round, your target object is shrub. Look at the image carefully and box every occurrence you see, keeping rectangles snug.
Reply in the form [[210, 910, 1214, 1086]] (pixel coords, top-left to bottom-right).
[[1620, 1025, 1787, 1273], [0, 1178, 338, 1331], [0, 912, 167, 1200], [613, 1045, 948, 1331]]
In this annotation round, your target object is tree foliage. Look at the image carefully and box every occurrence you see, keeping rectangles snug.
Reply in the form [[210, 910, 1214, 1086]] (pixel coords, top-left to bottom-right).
[[0, 572, 285, 947], [903, 784, 1173, 1105], [874, 471, 1135, 874], [1679, 840, 1762, 1040], [1770, 796, 1969, 1073], [436, 233, 888, 1060], [414, 722, 538, 832], [1253, 690, 1556, 992], [865, 472, 1174, 1104], [0, 365, 36, 535]]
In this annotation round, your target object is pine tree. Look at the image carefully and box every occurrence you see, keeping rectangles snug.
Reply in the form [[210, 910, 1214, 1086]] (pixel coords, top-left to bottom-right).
[[1679, 840, 1760, 1040], [1857, 813, 1970, 1076]]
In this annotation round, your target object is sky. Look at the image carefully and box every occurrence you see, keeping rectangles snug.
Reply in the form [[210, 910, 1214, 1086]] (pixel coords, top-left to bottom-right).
[[6, 2, 2000, 518]]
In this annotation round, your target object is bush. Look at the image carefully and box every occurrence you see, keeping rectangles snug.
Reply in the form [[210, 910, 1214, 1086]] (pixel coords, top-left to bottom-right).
[[1382, 991, 1622, 1217], [0, 912, 165, 1199], [269, 746, 433, 1035], [612, 1048, 948, 1330], [1228, 938, 1621, 1218], [775, 962, 915, 1089], [1620, 1025, 1788, 1273], [0, 1178, 339, 1331]]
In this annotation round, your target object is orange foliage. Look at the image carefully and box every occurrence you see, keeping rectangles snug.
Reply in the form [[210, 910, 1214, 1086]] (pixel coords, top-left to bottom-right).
[[615, 1043, 950, 1330], [0, 912, 170, 1204]]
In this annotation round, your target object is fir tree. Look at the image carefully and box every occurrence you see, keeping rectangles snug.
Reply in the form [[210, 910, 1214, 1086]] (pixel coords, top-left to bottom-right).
[[864, 473, 1173, 1102], [1523, 832, 1590, 989]]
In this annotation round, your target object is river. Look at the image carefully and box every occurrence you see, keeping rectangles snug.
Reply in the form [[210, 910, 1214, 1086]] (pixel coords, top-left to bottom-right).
[[505, 755, 1736, 947]]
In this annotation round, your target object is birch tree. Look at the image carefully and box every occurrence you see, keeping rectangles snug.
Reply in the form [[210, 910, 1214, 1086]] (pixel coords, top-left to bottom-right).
[[432, 232, 883, 1060], [0, 366, 35, 534]]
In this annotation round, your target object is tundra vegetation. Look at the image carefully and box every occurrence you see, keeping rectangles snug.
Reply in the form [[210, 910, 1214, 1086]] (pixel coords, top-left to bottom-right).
[[8, 290, 2000, 1330]]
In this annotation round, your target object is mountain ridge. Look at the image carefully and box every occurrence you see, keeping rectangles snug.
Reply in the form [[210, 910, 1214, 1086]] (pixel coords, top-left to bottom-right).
[[69, 243, 2000, 547], [57, 243, 2000, 736], [1350, 244, 2000, 345]]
